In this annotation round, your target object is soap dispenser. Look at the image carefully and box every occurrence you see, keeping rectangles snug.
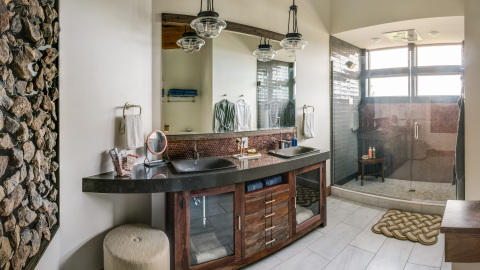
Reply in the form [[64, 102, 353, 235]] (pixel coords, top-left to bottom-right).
[[291, 132, 297, 147]]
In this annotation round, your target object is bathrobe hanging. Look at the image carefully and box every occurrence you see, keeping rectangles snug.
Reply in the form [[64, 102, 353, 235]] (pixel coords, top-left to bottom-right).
[[235, 99, 251, 131], [213, 99, 236, 133]]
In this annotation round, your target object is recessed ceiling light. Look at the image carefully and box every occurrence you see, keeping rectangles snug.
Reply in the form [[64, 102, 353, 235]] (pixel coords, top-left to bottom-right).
[[429, 31, 440, 38], [371, 38, 381, 43]]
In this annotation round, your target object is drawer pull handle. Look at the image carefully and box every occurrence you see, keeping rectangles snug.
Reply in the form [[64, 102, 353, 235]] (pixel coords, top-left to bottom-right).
[[265, 226, 276, 232], [238, 215, 241, 230], [264, 213, 275, 218], [265, 199, 276, 205], [265, 239, 276, 245]]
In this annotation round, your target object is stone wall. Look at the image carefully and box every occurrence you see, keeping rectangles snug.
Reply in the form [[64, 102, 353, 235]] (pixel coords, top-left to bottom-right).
[[0, 0, 59, 269]]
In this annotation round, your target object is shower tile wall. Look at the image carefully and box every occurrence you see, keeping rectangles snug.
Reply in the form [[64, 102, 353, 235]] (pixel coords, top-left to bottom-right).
[[330, 37, 361, 184]]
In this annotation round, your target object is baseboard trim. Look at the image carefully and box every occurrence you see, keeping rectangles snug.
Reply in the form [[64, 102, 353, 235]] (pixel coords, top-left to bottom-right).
[[326, 185, 331, 197]]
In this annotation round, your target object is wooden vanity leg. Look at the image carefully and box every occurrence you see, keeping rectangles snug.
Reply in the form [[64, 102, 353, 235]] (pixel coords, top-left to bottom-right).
[[361, 164, 364, 186], [382, 161, 385, 182], [356, 160, 359, 180]]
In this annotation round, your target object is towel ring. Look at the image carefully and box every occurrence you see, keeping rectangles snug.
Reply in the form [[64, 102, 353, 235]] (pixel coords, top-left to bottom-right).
[[303, 104, 314, 113], [123, 102, 142, 118]]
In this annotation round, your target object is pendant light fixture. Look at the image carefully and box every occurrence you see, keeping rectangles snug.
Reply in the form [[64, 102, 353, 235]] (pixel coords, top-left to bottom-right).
[[253, 37, 277, 62], [190, 0, 227, 39], [176, 26, 206, 53], [280, 0, 308, 55]]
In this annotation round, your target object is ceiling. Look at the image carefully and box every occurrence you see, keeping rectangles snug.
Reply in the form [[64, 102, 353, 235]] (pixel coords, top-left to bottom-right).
[[333, 16, 464, 50]]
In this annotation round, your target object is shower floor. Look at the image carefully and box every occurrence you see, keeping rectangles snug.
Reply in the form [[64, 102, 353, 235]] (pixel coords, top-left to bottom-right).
[[341, 176, 455, 203]]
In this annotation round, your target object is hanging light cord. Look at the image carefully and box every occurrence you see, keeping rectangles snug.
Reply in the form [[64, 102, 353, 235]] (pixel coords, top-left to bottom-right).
[[200, 0, 215, 12], [287, 0, 299, 34]]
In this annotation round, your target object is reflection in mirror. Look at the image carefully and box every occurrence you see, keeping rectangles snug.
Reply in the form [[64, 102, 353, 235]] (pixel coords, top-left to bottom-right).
[[162, 22, 296, 135], [145, 130, 169, 167]]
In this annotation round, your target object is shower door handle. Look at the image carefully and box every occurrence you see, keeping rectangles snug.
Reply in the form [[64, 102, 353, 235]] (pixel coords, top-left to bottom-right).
[[414, 122, 419, 139]]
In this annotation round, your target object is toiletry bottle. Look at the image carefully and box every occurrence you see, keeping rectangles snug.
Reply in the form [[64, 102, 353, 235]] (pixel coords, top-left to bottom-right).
[[292, 133, 297, 147], [373, 147, 376, 158], [368, 147, 372, 158]]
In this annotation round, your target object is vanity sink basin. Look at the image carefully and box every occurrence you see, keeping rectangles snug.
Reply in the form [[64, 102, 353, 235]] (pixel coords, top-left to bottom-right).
[[269, 146, 319, 158], [171, 157, 238, 174]]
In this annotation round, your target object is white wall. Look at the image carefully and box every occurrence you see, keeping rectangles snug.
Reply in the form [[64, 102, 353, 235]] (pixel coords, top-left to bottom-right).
[[36, 0, 153, 269], [330, 0, 464, 34]]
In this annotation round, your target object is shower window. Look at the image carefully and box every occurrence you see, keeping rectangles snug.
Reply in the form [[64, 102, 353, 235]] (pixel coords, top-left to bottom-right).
[[369, 76, 409, 97], [417, 45, 462, 66], [417, 75, 462, 96], [369, 47, 408, 69]]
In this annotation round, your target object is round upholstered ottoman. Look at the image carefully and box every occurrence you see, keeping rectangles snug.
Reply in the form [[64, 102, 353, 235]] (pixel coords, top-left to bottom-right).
[[103, 224, 170, 270]]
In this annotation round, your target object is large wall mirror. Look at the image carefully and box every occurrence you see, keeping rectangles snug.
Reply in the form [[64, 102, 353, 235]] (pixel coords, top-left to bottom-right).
[[161, 14, 296, 135]]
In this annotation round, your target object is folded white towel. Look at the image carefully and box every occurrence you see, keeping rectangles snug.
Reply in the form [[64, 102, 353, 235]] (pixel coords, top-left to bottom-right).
[[191, 246, 228, 265], [303, 111, 315, 139], [124, 114, 144, 150], [296, 205, 314, 225]]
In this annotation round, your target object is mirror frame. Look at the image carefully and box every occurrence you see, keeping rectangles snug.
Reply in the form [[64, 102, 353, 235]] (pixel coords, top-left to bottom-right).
[[146, 130, 168, 155]]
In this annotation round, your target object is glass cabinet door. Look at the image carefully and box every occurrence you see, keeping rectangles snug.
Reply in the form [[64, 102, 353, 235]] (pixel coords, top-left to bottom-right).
[[189, 191, 235, 266], [294, 164, 324, 230]]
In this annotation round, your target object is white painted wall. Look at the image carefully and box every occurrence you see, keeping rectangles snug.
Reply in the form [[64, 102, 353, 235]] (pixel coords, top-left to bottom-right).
[[330, 0, 464, 34], [35, 0, 153, 269]]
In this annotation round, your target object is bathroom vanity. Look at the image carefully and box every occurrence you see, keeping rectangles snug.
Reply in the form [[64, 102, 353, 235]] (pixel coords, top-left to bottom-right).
[[82, 150, 329, 269]]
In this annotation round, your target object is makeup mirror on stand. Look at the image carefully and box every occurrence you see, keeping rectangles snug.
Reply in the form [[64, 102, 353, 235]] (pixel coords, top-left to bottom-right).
[[144, 130, 170, 167]]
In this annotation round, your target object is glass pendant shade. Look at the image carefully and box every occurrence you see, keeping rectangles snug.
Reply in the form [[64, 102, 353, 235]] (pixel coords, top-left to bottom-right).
[[190, 1, 227, 39], [176, 31, 205, 53], [281, 0, 307, 55], [280, 33, 308, 55], [254, 44, 277, 62]]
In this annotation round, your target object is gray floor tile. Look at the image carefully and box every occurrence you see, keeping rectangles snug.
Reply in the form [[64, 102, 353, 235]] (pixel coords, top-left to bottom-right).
[[366, 237, 414, 270], [408, 234, 445, 268], [274, 230, 324, 262], [440, 253, 452, 270], [337, 200, 363, 212], [208, 212, 234, 229], [323, 245, 375, 270], [317, 206, 352, 233], [308, 222, 362, 260], [327, 196, 344, 210], [404, 263, 440, 270], [350, 211, 388, 253], [342, 204, 382, 229], [242, 254, 282, 270], [220, 201, 234, 212], [274, 249, 330, 270], [190, 217, 215, 235], [190, 202, 227, 219]]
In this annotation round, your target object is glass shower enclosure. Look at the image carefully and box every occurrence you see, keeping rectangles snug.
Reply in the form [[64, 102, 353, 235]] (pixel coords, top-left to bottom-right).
[[331, 37, 461, 203]]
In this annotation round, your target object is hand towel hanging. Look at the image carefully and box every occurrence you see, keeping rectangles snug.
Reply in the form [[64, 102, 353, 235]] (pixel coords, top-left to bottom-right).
[[125, 114, 144, 150], [303, 106, 315, 139]]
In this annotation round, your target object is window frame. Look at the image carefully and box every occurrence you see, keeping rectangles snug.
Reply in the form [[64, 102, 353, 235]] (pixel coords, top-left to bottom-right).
[[363, 43, 462, 102]]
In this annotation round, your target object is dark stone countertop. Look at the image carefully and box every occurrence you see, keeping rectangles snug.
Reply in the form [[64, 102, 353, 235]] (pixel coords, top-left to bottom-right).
[[82, 150, 330, 194]]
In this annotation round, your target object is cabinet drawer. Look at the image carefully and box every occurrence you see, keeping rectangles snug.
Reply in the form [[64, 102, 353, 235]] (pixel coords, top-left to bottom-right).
[[245, 214, 289, 257], [245, 201, 289, 229], [245, 188, 289, 215]]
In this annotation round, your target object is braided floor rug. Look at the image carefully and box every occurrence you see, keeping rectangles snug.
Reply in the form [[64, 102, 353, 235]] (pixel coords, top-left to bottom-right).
[[371, 209, 442, 245], [296, 186, 319, 207]]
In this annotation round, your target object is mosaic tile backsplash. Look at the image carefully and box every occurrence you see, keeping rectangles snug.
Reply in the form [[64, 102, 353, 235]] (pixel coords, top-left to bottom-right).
[[167, 133, 293, 160]]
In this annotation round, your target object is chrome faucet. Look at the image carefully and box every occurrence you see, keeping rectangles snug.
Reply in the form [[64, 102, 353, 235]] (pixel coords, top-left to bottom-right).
[[193, 140, 201, 159]]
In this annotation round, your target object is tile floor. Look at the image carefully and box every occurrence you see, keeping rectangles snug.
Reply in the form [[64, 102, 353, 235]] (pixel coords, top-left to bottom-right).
[[243, 196, 451, 270]]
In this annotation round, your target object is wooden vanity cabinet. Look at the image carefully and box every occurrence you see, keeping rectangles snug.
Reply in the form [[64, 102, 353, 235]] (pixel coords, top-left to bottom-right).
[[166, 162, 326, 270]]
